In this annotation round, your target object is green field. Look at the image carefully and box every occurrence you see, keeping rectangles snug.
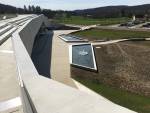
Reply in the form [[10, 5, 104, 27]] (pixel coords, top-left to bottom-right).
[[72, 28, 150, 40], [75, 77, 150, 113], [55, 16, 130, 25]]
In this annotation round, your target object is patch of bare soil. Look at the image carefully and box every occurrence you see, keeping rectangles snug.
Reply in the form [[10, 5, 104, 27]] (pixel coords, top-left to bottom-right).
[[71, 41, 150, 96]]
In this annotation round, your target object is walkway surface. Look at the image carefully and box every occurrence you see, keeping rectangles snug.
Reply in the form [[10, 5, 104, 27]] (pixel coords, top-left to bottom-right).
[[50, 29, 136, 113], [0, 38, 22, 113], [0, 15, 36, 113]]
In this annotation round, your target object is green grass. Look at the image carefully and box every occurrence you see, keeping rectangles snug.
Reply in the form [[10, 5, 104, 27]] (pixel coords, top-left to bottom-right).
[[55, 16, 130, 25], [75, 77, 150, 113], [72, 28, 150, 40]]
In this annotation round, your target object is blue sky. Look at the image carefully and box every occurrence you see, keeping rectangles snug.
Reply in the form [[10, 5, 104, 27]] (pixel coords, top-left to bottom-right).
[[0, 0, 149, 10]]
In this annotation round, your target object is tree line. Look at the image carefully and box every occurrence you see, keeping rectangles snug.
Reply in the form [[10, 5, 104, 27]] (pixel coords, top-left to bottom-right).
[[0, 4, 42, 14], [23, 5, 73, 19], [23, 5, 42, 14], [0, 3, 72, 19], [74, 4, 150, 18], [1, 3, 150, 19]]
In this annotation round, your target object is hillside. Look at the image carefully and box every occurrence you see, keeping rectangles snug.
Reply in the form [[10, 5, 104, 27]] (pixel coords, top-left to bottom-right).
[[0, 3, 24, 14], [1, 3, 150, 19], [75, 4, 150, 18]]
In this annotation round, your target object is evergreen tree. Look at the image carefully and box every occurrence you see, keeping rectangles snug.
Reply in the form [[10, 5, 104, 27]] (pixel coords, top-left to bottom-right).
[[32, 5, 36, 13], [35, 6, 42, 14], [24, 5, 28, 13], [28, 5, 32, 13]]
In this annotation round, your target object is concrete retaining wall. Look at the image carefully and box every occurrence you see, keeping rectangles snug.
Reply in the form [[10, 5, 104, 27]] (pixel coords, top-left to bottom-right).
[[12, 15, 136, 113], [19, 15, 46, 56]]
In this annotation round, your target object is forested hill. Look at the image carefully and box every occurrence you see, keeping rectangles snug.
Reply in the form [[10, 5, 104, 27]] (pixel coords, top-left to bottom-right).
[[0, 3, 56, 18], [0, 3, 43, 14], [0, 3, 24, 14], [1, 3, 150, 19], [74, 4, 150, 18]]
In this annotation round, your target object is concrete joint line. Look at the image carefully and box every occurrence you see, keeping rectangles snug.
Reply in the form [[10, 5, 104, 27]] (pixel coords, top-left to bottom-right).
[[0, 97, 22, 112]]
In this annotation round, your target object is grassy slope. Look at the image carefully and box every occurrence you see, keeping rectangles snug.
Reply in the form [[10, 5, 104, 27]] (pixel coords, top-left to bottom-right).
[[55, 16, 130, 25], [72, 28, 150, 40], [75, 77, 150, 113]]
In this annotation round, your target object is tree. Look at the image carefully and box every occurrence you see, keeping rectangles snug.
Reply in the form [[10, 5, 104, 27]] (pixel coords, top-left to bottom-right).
[[121, 9, 125, 17], [32, 5, 36, 13], [24, 5, 28, 13], [35, 6, 42, 14], [28, 5, 32, 13], [17, 8, 24, 14], [54, 13, 62, 20], [42, 9, 56, 18], [66, 13, 71, 18]]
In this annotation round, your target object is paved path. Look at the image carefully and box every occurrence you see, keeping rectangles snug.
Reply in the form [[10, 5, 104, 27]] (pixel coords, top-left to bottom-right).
[[0, 14, 36, 113], [92, 39, 129, 45], [0, 38, 23, 113], [97, 24, 150, 32]]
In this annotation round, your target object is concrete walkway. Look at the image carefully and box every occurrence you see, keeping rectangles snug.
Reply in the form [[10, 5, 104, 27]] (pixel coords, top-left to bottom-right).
[[0, 14, 36, 113], [0, 38, 23, 113]]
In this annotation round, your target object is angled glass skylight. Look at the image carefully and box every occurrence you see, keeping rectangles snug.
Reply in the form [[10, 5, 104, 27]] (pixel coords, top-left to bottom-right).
[[69, 44, 97, 70], [59, 34, 87, 42]]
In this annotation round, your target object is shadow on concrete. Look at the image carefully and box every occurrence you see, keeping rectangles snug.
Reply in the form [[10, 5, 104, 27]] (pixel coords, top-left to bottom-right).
[[31, 29, 54, 78], [46, 23, 80, 30]]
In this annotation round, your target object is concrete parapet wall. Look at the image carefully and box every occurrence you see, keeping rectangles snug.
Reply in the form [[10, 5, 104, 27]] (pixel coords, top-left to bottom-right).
[[12, 15, 47, 113], [19, 15, 46, 56]]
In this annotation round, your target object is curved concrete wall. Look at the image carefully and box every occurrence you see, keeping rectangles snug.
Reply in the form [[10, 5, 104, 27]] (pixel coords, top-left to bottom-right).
[[19, 15, 47, 56], [12, 15, 44, 113], [12, 15, 136, 113]]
